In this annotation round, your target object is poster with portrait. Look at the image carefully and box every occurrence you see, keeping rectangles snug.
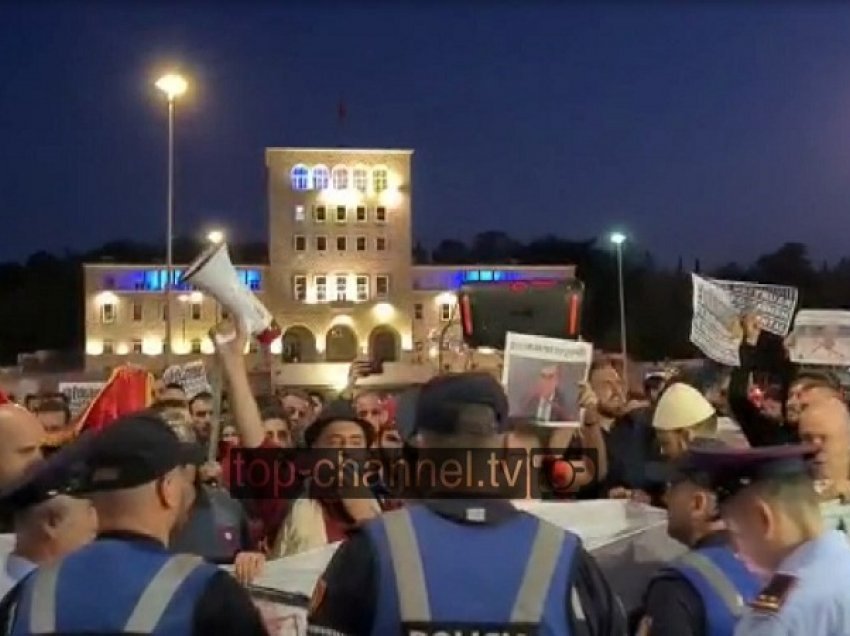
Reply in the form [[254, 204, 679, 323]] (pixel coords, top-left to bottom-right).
[[162, 359, 210, 399], [788, 310, 850, 366], [57, 381, 106, 418], [501, 332, 592, 427]]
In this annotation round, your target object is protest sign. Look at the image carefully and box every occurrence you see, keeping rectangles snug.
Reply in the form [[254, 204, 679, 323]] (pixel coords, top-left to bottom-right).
[[707, 278, 798, 337], [690, 275, 741, 366], [58, 381, 106, 418], [162, 360, 210, 398], [788, 310, 850, 366], [501, 332, 592, 427]]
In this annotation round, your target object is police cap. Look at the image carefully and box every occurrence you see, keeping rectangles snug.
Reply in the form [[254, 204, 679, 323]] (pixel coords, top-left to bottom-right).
[[686, 443, 818, 503], [0, 433, 94, 512], [414, 372, 509, 436], [82, 412, 205, 492], [644, 437, 730, 488]]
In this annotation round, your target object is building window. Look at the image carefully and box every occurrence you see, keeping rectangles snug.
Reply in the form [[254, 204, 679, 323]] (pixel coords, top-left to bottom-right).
[[356, 206, 367, 222], [336, 236, 347, 252], [293, 275, 307, 301], [376, 237, 387, 251], [101, 303, 116, 324], [376, 275, 390, 299], [335, 275, 348, 301], [353, 166, 368, 192], [313, 205, 327, 223], [132, 302, 142, 322], [356, 236, 367, 252], [291, 164, 310, 191], [132, 339, 143, 354], [440, 303, 453, 321], [161, 302, 169, 321], [414, 303, 423, 320], [331, 165, 349, 190], [375, 206, 387, 223], [356, 275, 369, 301], [191, 338, 202, 354], [294, 235, 307, 252], [373, 167, 388, 193], [316, 236, 327, 252], [315, 276, 327, 302], [191, 302, 202, 320], [103, 339, 114, 355], [335, 206, 347, 223], [294, 205, 305, 222], [312, 165, 330, 190]]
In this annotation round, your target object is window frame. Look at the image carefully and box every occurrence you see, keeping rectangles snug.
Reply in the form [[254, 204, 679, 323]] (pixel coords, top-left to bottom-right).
[[294, 205, 306, 222], [101, 303, 116, 324], [335, 274, 348, 302], [313, 205, 327, 223], [356, 236, 367, 252], [376, 275, 390, 299], [331, 165, 350, 190], [291, 164, 311, 191], [312, 165, 330, 190], [316, 235, 328, 252], [375, 206, 387, 224], [103, 339, 114, 355], [376, 237, 388, 252], [372, 167, 388, 193], [293, 275, 307, 302], [336, 236, 347, 252], [335, 206, 347, 224], [294, 235, 307, 252], [190, 338, 202, 355], [132, 301, 143, 322], [132, 339, 143, 354], [315, 275, 328, 303], [414, 303, 423, 320], [191, 302, 202, 321], [353, 165, 368, 192]]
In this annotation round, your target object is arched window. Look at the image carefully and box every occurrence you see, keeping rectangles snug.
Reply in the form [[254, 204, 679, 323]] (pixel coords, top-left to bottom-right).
[[331, 165, 349, 190], [291, 165, 310, 191], [353, 165, 368, 192], [312, 165, 330, 190], [372, 167, 388, 193]]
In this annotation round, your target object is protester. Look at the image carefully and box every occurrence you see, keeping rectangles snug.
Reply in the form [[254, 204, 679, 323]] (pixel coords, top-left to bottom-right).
[[693, 444, 850, 635], [635, 439, 760, 636], [0, 404, 44, 488], [652, 382, 720, 460], [354, 390, 390, 437], [798, 396, 850, 501], [278, 388, 314, 444], [161, 382, 188, 403], [33, 399, 71, 435], [307, 372, 626, 635], [0, 445, 97, 597], [0, 412, 267, 635], [188, 391, 214, 448]]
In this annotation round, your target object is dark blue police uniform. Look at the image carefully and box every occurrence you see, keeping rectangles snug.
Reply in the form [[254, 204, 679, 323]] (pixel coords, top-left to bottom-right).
[[367, 504, 578, 636]]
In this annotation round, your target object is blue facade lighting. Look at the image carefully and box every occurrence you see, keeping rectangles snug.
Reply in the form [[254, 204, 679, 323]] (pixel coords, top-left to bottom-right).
[[106, 268, 263, 292]]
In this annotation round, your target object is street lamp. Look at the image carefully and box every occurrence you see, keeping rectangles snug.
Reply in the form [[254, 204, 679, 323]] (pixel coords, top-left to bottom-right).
[[609, 232, 628, 382], [207, 229, 225, 245], [155, 72, 188, 362]]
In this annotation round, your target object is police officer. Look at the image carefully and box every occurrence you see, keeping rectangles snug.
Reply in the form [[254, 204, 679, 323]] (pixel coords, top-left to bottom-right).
[[0, 412, 267, 636], [0, 440, 97, 597], [635, 439, 761, 636], [307, 372, 626, 636], [689, 444, 850, 636]]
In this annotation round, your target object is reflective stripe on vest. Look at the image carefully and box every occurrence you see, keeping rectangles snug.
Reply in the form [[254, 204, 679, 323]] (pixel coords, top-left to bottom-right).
[[676, 551, 745, 617], [29, 553, 205, 633], [383, 507, 565, 625]]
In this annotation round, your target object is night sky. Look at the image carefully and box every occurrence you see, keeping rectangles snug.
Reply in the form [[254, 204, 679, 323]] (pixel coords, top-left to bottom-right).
[[4, 2, 850, 267]]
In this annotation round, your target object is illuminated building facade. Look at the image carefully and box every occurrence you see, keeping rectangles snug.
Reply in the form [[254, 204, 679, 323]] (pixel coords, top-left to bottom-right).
[[83, 148, 574, 385]]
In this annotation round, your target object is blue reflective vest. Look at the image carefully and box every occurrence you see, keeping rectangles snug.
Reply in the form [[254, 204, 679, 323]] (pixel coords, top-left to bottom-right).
[[666, 545, 762, 636], [10, 538, 218, 636], [365, 505, 578, 636]]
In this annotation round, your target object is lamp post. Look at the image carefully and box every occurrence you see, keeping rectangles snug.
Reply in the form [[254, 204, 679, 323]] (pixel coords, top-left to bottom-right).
[[155, 72, 188, 362], [207, 229, 225, 245], [609, 232, 628, 383]]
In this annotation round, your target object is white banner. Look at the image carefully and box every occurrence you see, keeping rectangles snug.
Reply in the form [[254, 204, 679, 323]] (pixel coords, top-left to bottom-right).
[[501, 332, 592, 427], [788, 310, 850, 366], [162, 360, 210, 399], [58, 382, 106, 418], [690, 275, 741, 366], [707, 278, 798, 337]]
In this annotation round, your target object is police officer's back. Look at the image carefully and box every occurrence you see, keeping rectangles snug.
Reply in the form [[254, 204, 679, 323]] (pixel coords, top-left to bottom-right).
[[0, 412, 267, 636], [691, 444, 850, 636], [307, 372, 627, 636], [636, 440, 760, 636]]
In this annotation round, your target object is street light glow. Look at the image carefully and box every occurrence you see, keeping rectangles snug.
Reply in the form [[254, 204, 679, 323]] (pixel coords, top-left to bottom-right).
[[207, 230, 225, 244], [155, 73, 188, 100], [610, 232, 626, 246]]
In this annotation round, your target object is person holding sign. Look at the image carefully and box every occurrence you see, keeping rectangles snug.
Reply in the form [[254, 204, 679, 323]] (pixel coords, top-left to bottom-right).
[[307, 372, 625, 636]]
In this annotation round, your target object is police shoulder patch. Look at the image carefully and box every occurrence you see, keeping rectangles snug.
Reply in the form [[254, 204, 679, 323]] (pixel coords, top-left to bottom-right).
[[749, 573, 798, 614], [307, 577, 327, 617]]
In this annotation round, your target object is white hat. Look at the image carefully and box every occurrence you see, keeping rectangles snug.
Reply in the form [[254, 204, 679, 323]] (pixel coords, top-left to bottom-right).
[[652, 383, 715, 431]]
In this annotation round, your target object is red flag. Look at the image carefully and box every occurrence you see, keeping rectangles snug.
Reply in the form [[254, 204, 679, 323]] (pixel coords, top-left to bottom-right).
[[75, 366, 154, 435]]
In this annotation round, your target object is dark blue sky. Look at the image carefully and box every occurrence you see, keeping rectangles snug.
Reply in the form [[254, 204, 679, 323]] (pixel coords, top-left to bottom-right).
[[3, 2, 850, 267]]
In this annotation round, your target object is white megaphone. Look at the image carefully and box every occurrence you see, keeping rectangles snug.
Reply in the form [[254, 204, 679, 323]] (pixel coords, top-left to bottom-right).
[[181, 242, 281, 345]]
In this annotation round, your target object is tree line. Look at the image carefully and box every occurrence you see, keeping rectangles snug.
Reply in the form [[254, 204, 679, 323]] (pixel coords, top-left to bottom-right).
[[1, 233, 846, 365]]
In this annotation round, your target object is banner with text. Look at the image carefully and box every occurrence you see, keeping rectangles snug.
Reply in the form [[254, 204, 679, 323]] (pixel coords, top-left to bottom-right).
[[502, 332, 592, 427], [162, 360, 210, 399], [788, 309, 850, 366], [690, 275, 741, 366], [58, 381, 106, 418], [708, 277, 798, 337]]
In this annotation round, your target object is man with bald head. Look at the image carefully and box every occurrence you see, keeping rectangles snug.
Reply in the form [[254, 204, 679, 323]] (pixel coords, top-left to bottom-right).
[[799, 396, 850, 501], [0, 404, 44, 488]]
